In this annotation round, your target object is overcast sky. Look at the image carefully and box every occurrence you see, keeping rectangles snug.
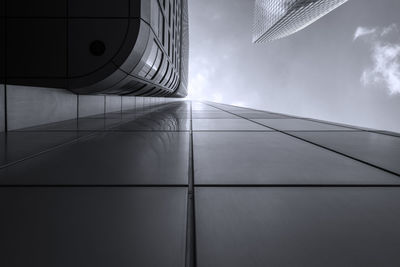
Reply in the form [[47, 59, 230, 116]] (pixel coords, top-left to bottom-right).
[[187, 0, 400, 133]]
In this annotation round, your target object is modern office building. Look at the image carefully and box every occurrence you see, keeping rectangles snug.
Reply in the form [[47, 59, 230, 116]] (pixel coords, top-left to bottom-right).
[[2, 1, 400, 267], [2, 0, 188, 96], [1, 100, 400, 266], [1, 0, 188, 132], [253, 0, 349, 43]]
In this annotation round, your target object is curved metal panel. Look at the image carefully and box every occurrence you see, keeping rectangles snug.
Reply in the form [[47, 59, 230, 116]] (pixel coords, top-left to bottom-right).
[[4, 0, 189, 98]]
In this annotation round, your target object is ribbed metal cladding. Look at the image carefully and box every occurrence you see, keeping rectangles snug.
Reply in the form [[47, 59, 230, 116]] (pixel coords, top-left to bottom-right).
[[123, 0, 189, 97], [253, 0, 348, 43], [173, 0, 189, 97]]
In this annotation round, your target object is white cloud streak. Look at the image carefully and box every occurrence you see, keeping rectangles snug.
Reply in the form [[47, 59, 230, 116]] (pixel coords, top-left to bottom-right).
[[355, 24, 400, 95], [381, 24, 398, 36], [353, 27, 376, 40]]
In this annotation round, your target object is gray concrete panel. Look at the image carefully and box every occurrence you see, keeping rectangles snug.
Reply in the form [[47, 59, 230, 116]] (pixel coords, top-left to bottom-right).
[[24, 118, 124, 132], [196, 187, 400, 267], [78, 95, 104, 117], [114, 118, 190, 131], [192, 112, 238, 119], [0, 131, 82, 167], [0, 132, 190, 185], [135, 96, 144, 110], [254, 118, 354, 131], [194, 132, 400, 185], [7, 85, 77, 130], [0, 187, 187, 267], [121, 96, 135, 111], [193, 119, 270, 131], [292, 131, 400, 174], [105, 95, 121, 113], [237, 112, 288, 119]]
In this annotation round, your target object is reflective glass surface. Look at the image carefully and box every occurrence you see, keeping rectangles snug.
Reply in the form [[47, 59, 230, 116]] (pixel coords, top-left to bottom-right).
[[254, 118, 354, 131], [0, 187, 187, 267], [1, 100, 399, 267], [196, 187, 400, 267], [194, 132, 399, 185]]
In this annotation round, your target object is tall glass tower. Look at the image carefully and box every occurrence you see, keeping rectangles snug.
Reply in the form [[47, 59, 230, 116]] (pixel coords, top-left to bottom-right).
[[253, 0, 348, 43]]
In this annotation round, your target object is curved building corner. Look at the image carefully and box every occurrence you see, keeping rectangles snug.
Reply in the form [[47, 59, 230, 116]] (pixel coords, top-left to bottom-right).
[[3, 0, 189, 97]]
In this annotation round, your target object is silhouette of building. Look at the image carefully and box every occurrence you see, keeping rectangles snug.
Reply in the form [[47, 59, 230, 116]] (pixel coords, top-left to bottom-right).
[[253, 0, 348, 43], [1, 0, 188, 97]]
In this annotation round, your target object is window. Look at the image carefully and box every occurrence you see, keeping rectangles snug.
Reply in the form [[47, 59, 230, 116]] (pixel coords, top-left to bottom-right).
[[160, 62, 170, 84], [164, 65, 173, 86], [168, 32, 171, 56], [152, 4, 159, 34], [169, 1, 172, 27], [146, 47, 163, 80], [158, 10, 165, 44], [139, 41, 158, 78]]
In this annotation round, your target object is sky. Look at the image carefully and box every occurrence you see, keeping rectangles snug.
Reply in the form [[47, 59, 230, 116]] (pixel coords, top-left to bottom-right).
[[187, 0, 400, 133]]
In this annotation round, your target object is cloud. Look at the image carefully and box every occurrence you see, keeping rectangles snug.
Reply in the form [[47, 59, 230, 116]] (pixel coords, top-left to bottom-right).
[[381, 24, 398, 36], [355, 24, 400, 95], [353, 27, 376, 40], [361, 44, 400, 95]]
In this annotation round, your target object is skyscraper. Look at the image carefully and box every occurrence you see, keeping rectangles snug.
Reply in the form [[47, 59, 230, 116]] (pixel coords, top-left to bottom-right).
[[1, 0, 189, 131], [2, 1, 400, 266], [253, 0, 349, 43], [1, 100, 400, 267], [1, 0, 188, 97]]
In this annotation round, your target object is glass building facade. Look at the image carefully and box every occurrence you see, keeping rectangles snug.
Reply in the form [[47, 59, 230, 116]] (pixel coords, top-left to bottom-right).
[[253, 0, 348, 43], [1, 100, 400, 266]]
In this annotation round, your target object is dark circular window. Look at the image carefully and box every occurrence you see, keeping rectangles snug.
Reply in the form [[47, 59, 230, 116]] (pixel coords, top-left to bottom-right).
[[89, 40, 106, 56]]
